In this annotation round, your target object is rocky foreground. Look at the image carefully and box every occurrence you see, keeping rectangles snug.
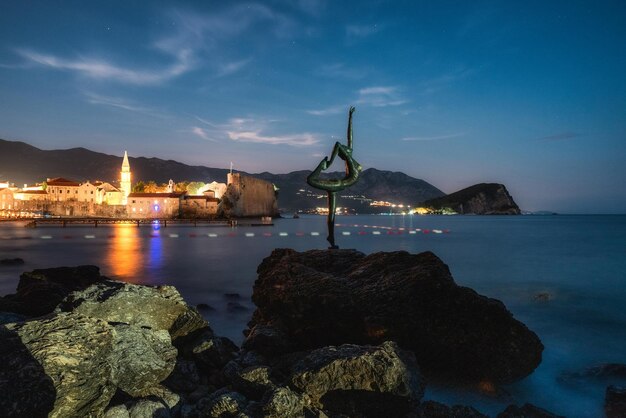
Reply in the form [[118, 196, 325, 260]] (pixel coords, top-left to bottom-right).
[[0, 250, 581, 417]]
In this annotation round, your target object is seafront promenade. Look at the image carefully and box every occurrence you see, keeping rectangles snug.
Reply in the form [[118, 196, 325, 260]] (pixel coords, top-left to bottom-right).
[[0, 218, 272, 228]]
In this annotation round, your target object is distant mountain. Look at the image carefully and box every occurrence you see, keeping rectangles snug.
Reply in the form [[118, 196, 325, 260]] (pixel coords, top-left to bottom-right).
[[0, 139, 444, 212], [0, 139, 230, 186], [421, 183, 521, 215], [255, 169, 445, 213]]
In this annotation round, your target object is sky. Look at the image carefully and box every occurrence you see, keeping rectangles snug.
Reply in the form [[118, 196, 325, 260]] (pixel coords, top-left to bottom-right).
[[1, 1, 625, 213]]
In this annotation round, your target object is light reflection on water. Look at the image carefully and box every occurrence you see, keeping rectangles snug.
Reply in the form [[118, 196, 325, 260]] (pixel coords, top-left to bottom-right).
[[106, 225, 142, 282], [1, 214, 625, 417]]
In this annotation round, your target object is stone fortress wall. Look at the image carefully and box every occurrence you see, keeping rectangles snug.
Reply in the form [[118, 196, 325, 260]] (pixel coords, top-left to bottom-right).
[[219, 173, 278, 218]]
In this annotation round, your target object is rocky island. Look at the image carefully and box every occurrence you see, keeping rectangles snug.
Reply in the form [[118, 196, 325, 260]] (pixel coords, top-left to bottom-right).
[[0, 251, 576, 417], [421, 183, 521, 215]]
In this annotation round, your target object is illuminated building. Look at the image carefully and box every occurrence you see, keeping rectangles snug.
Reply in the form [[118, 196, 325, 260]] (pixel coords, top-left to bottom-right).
[[45, 177, 81, 202], [126, 192, 184, 218], [120, 150, 132, 204]]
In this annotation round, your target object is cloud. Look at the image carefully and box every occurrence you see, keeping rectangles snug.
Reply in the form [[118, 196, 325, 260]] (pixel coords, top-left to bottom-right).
[[307, 105, 346, 116], [17, 48, 193, 85], [216, 58, 251, 77], [538, 132, 581, 141], [308, 85, 406, 117], [225, 118, 318, 146], [227, 130, 319, 146], [193, 116, 320, 147], [402, 133, 465, 141], [356, 85, 407, 107], [16, 3, 296, 85], [191, 126, 217, 141], [85, 92, 149, 112]]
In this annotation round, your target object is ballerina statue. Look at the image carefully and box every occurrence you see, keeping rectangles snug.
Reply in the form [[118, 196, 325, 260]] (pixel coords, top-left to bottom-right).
[[307, 106, 362, 249]]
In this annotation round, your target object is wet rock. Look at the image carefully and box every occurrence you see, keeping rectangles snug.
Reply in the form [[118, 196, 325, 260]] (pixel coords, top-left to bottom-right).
[[260, 387, 304, 418], [187, 389, 249, 418], [110, 324, 177, 397], [0, 311, 26, 324], [227, 301, 249, 312], [104, 404, 131, 418], [57, 280, 208, 340], [0, 257, 24, 265], [2, 265, 105, 316], [127, 398, 170, 418], [606, 386, 626, 418], [560, 363, 626, 385], [251, 249, 543, 383], [163, 359, 201, 393], [497, 403, 564, 418], [411, 400, 488, 417], [288, 341, 424, 416], [197, 303, 215, 312], [177, 328, 238, 373], [141, 385, 181, 411], [224, 361, 277, 399], [242, 324, 291, 356], [533, 292, 552, 302], [0, 313, 116, 418]]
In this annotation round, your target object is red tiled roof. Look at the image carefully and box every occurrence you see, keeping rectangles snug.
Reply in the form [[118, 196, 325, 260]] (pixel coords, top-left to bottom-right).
[[46, 177, 80, 186]]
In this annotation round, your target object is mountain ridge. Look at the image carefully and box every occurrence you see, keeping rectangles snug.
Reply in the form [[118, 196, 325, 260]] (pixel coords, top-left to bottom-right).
[[0, 138, 445, 212]]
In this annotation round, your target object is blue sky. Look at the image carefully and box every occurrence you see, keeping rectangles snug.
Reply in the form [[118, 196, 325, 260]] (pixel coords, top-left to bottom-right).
[[1, 1, 625, 213]]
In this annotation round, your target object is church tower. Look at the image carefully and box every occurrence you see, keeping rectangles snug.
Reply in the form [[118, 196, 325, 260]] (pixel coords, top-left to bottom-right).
[[120, 150, 132, 204]]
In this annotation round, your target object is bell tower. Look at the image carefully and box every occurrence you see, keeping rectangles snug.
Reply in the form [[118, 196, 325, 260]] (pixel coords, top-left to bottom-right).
[[120, 150, 132, 204]]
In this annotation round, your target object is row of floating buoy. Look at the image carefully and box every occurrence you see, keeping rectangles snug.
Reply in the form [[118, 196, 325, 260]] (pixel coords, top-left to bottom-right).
[[1, 227, 449, 241]]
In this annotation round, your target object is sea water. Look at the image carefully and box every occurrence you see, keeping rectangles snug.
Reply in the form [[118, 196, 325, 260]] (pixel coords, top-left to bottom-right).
[[1, 215, 625, 417]]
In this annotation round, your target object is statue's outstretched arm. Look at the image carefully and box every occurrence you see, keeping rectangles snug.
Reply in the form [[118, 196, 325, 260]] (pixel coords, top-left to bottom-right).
[[347, 106, 355, 150]]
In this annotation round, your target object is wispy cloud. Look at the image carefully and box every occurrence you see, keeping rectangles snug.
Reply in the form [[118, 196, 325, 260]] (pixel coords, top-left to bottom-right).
[[16, 4, 296, 85], [216, 58, 252, 77], [193, 116, 320, 147], [195, 115, 220, 128], [538, 132, 581, 141], [84, 92, 165, 118], [356, 86, 406, 107], [191, 126, 217, 141], [225, 118, 319, 146], [307, 105, 346, 116], [18, 48, 193, 85], [308, 85, 406, 116], [402, 133, 465, 141]]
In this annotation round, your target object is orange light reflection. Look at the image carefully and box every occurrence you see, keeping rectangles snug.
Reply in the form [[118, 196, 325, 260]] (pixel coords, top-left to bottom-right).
[[106, 224, 144, 283]]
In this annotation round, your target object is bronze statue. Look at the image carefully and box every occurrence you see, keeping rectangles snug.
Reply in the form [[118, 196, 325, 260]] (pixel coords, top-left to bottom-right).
[[307, 106, 362, 249]]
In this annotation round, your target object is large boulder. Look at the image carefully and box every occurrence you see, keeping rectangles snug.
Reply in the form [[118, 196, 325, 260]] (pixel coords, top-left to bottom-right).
[[109, 324, 177, 397], [249, 249, 543, 384], [0, 275, 191, 418], [56, 280, 208, 340], [286, 341, 424, 417], [0, 313, 116, 418]]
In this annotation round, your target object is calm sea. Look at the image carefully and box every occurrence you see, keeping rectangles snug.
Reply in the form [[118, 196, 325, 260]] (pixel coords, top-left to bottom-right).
[[1, 215, 625, 417]]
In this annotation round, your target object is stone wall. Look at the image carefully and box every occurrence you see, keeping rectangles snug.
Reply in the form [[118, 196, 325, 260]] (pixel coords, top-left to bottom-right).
[[218, 174, 278, 218], [181, 197, 218, 218], [15, 200, 127, 218]]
